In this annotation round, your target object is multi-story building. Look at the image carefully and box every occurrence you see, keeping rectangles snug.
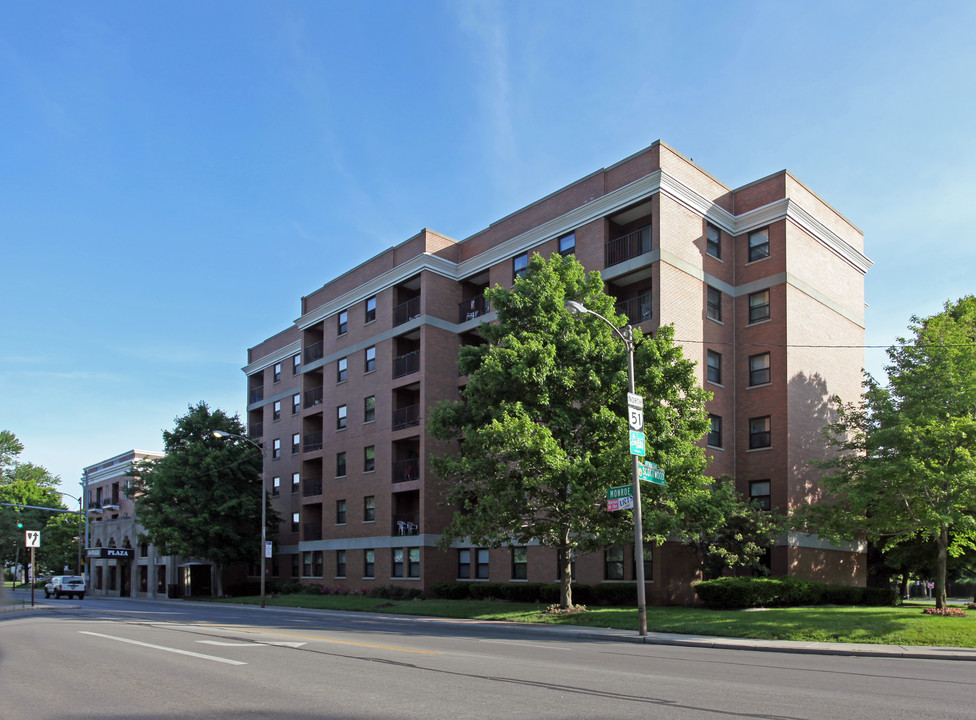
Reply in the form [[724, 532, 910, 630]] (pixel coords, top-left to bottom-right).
[[82, 450, 185, 598], [244, 141, 870, 602]]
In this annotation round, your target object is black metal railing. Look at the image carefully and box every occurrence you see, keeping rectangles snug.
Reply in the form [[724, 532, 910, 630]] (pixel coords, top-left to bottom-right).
[[303, 431, 323, 452], [392, 404, 420, 430], [458, 294, 490, 323], [605, 225, 652, 267], [303, 478, 323, 497], [393, 296, 421, 326], [392, 458, 421, 484], [248, 422, 263, 439], [304, 386, 323, 409], [393, 350, 420, 379], [249, 386, 264, 404], [304, 340, 324, 364], [303, 523, 322, 541], [614, 291, 653, 325]]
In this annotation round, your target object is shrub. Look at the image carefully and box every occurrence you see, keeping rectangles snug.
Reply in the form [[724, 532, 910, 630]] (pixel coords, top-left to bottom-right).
[[696, 577, 899, 609], [430, 583, 470, 600], [367, 585, 425, 601], [592, 583, 638, 606]]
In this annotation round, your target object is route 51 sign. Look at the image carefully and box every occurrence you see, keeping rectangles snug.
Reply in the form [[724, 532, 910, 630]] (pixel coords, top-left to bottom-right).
[[628, 406, 644, 431], [25, 530, 40, 548]]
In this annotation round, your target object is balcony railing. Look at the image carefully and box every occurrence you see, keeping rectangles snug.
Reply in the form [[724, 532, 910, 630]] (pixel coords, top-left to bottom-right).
[[394, 296, 421, 326], [304, 386, 323, 409], [303, 522, 323, 541], [248, 422, 263, 439], [392, 458, 420, 484], [304, 340, 324, 364], [392, 515, 420, 536], [392, 404, 420, 431], [249, 386, 264, 404], [303, 431, 323, 453], [303, 478, 323, 497], [605, 225, 652, 267], [393, 350, 420, 379], [458, 294, 490, 323], [614, 292, 653, 325]]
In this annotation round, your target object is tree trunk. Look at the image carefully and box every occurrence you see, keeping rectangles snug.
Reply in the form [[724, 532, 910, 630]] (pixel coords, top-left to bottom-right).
[[214, 563, 224, 598], [935, 526, 948, 611], [899, 572, 909, 600], [559, 531, 573, 609]]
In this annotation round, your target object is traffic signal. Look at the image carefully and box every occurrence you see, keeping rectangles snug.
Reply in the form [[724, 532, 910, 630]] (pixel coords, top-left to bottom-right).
[[17, 522, 23, 528]]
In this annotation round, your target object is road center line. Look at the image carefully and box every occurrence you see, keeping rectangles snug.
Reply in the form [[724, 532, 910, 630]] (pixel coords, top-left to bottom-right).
[[79, 631, 247, 665]]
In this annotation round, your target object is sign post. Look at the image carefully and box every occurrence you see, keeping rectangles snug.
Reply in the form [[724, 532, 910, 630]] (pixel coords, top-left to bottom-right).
[[25, 530, 40, 606]]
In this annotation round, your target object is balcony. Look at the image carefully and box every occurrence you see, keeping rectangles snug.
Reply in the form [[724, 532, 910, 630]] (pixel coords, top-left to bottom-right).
[[248, 422, 263, 439], [249, 386, 264, 404], [303, 478, 323, 497], [394, 296, 421, 326], [615, 291, 653, 325], [392, 404, 420, 431], [304, 386, 323, 409], [303, 431, 323, 453], [605, 225, 652, 267], [458, 294, 490, 323], [392, 515, 419, 536], [303, 522, 323, 541], [392, 458, 420, 484], [393, 350, 420, 379], [304, 340, 324, 365]]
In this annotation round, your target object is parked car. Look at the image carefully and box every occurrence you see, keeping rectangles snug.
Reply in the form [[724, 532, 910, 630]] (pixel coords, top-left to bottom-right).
[[44, 575, 86, 600]]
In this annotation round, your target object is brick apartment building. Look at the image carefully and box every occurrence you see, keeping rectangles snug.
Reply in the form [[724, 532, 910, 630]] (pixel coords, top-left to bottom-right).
[[244, 141, 871, 603]]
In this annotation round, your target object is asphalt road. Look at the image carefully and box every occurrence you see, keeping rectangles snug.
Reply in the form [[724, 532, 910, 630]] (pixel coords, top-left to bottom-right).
[[2, 593, 974, 720]]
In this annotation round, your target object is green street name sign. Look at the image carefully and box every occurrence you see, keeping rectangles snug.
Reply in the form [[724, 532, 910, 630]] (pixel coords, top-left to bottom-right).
[[637, 461, 666, 486], [606, 484, 633, 500]]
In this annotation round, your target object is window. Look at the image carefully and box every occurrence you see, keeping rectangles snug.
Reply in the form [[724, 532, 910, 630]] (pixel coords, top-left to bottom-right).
[[272, 439, 281, 460], [706, 350, 722, 385], [337, 310, 348, 335], [363, 495, 375, 522], [749, 416, 771, 449], [748, 290, 770, 324], [363, 549, 375, 578], [292, 393, 301, 414], [272, 476, 281, 496], [337, 405, 347, 430], [706, 286, 722, 322], [457, 549, 471, 579], [364, 445, 375, 472], [337, 357, 347, 383], [336, 499, 347, 524], [272, 401, 281, 422], [291, 433, 300, 454], [558, 232, 575, 256], [364, 396, 375, 423], [749, 352, 771, 386], [273, 363, 282, 383], [706, 223, 721, 259], [513, 252, 528, 282], [364, 346, 376, 373], [291, 554, 299, 578], [365, 296, 376, 324], [475, 548, 490, 579], [748, 228, 770, 262], [605, 546, 625, 580], [750, 480, 772, 510], [292, 472, 300, 492], [336, 550, 346, 577], [292, 354, 301, 375], [708, 415, 723, 448], [392, 548, 404, 577], [291, 512, 300, 533], [511, 547, 527, 580], [408, 548, 420, 578], [336, 452, 346, 477], [303, 551, 322, 577]]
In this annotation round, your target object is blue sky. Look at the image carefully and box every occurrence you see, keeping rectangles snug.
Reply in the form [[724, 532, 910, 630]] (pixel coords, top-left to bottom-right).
[[2, 1, 974, 498]]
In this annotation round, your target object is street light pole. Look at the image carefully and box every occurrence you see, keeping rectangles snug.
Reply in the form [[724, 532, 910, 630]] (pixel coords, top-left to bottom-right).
[[212, 430, 268, 608], [55, 491, 88, 576], [566, 300, 648, 636]]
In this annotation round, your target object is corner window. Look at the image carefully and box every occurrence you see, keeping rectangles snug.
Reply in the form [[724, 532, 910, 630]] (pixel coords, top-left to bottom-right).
[[513, 252, 528, 282], [706, 286, 722, 322], [365, 296, 376, 324], [605, 546, 624, 580], [336, 405, 347, 430], [364, 396, 375, 423], [337, 310, 348, 335], [706, 223, 721, 259], [558, 232, 575, 257], [364, 445, 375, 472], [749, 416, 771, 449], [511, 547, 527, 580], [748, 290, 770, 324], [706, 350, 722, 385], [337, 357, 347, 383], [749, 352, 771, 386], [750, 480, 772, 510], [364, 346, 376, 373], [748, 228, 770, 262], [707, 415, 723, 448]]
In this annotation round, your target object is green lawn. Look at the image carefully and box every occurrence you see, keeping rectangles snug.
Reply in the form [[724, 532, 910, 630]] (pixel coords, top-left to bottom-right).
[[209, 594, 976, 648]]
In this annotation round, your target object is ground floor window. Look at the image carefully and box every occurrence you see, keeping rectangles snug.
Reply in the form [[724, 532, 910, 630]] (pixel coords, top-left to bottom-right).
[[392, 548, 404, 577], [605, 546, 625, 580], [138, 565, 148, 593], [408, 548, 420, 578], [302, 551, 323, 577], [364, 549, 375, 578], [511, 547, 527, 580]]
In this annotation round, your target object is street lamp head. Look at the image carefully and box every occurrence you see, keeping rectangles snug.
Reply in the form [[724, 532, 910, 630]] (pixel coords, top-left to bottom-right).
[[565, 300, 587, 315], [212, 430, 229, 439]]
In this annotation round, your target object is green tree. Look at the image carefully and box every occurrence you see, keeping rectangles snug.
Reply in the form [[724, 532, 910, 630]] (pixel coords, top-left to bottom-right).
[[428, 254, 712, 608], [131, 403, 273, 596], [807, 297, 976, 610]]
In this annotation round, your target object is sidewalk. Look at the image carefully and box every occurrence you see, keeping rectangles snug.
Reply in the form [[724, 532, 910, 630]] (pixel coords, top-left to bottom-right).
[[3, 587, 975, 662]]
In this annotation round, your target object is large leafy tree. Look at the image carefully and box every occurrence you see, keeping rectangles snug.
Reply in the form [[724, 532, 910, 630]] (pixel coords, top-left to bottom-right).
[[131, 403, 272, 596], [807, 297, 976, 610], [429, 254, 712, 608]]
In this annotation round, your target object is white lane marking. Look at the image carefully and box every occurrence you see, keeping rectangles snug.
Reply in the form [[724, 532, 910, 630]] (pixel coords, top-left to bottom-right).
[[79, 631, 247, 665], [196, 640, 308, 648]]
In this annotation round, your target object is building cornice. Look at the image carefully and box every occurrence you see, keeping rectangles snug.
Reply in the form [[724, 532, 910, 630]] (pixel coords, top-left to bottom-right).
[[243, 340, 302, 376]]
